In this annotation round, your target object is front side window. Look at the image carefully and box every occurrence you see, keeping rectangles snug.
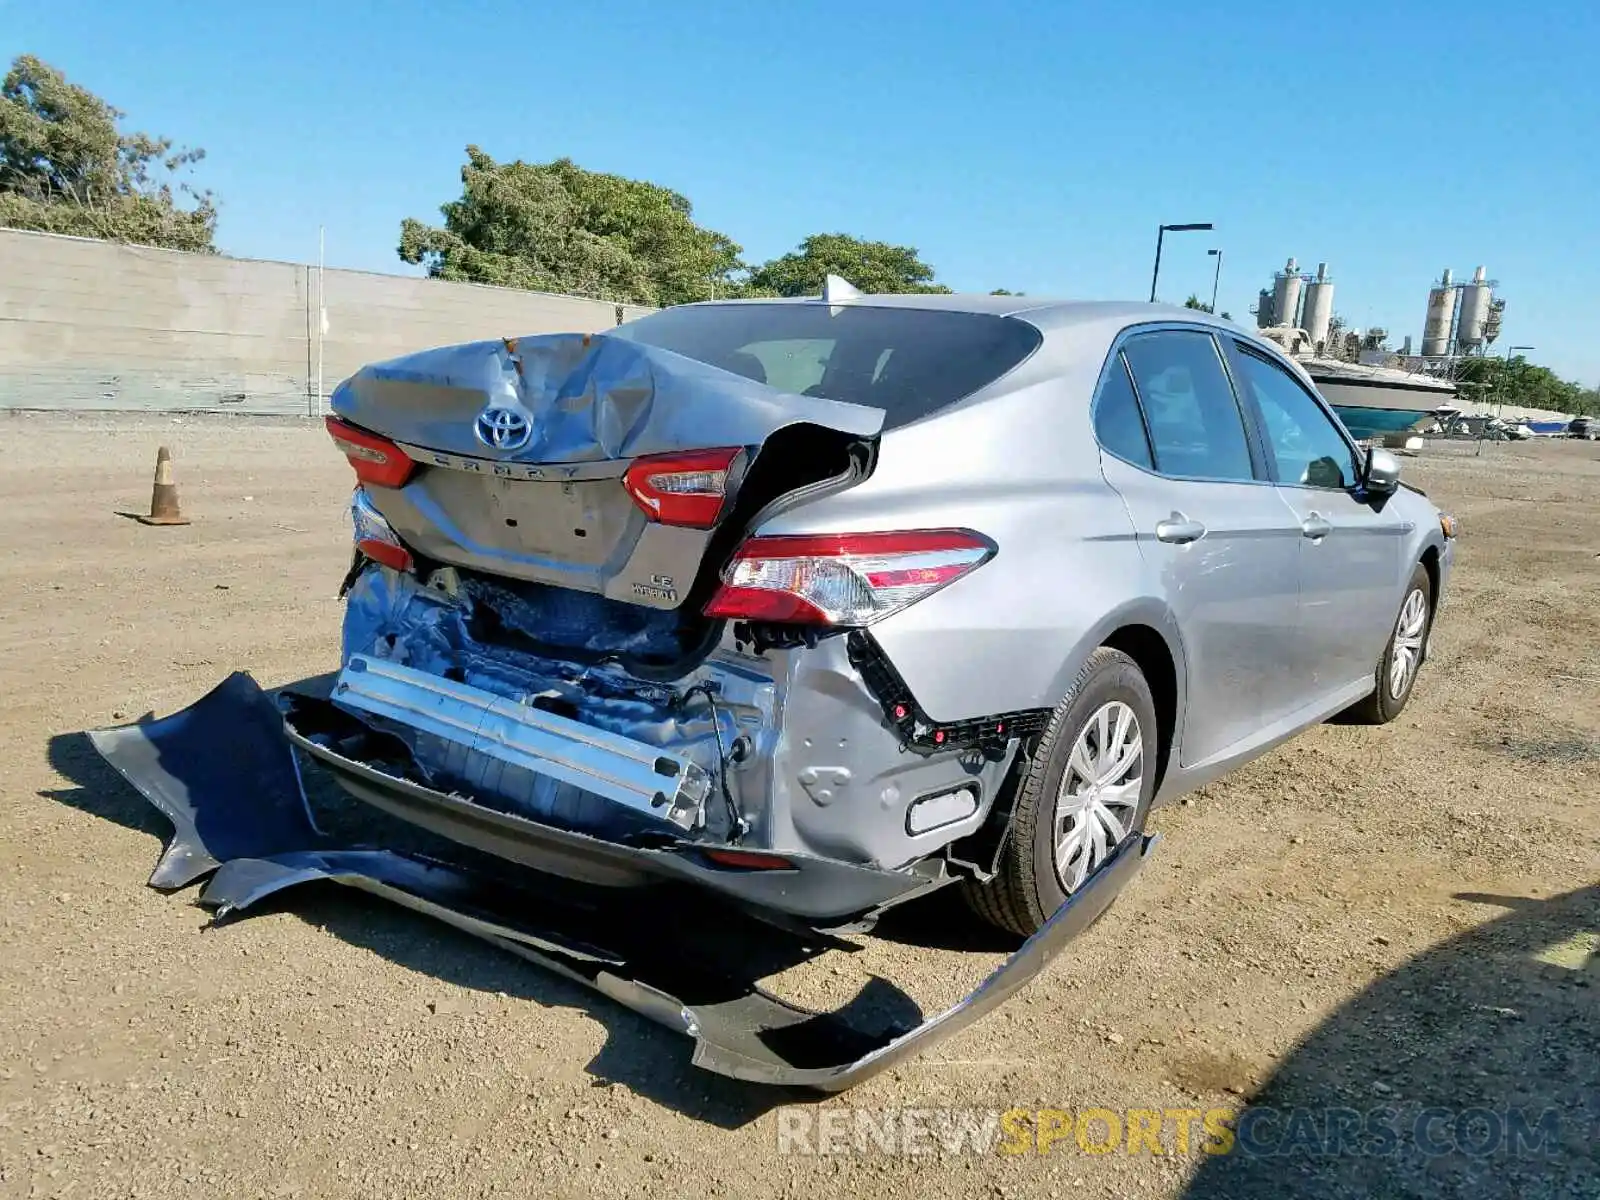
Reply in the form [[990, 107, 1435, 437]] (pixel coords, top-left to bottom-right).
[[1121, 330, 1255, 482], [1232, 345, 1360, 489]]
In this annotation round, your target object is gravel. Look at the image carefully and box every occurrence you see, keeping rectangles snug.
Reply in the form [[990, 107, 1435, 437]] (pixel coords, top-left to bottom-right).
[[1, 412, 1595, 1198]]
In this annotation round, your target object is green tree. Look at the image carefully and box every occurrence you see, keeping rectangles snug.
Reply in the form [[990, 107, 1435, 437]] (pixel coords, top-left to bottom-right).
[[746, 233, 951, 297], [0, 54, 215, 251], [1454, 355, 1587, 415], [1181, 294, 1231, 320], [399, 148, 744, 306]]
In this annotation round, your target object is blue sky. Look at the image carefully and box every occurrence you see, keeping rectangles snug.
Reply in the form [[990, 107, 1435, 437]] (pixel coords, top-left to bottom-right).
[[8, 0, 1599, 383]]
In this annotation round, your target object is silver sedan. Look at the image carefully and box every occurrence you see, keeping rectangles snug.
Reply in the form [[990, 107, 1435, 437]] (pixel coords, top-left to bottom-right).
[[313, 286, 1457, 938]]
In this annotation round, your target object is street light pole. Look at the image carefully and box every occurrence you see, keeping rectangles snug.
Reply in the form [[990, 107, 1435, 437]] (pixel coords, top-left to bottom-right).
[[1207, 248, 1223, 313], [1149, 222, 1213, 303], [1498, 344, 1534, 419], [1149, 228, 1165, 304]]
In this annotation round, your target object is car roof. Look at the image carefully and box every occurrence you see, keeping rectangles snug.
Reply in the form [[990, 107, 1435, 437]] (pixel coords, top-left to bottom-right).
[[679, 293, 1238, 335]]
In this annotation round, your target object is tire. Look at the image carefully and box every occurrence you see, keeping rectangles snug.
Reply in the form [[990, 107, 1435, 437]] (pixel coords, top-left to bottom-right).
[[962, 647, 1158, 937], [1344, 562, 1433, 725]]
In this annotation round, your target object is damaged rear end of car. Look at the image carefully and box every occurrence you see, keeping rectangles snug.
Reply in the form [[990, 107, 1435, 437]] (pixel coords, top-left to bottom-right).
[[301, 308, 1048, 931], [88, 294, 1162, 1089]]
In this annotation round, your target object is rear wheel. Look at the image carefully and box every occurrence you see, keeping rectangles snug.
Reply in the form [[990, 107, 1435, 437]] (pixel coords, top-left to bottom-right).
[[1344, 562, 1433, 725], [963, 647, 1157, 937]]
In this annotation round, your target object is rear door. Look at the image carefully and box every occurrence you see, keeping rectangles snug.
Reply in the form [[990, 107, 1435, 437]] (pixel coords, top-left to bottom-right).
[[1094, 327, 1306, 767], [1223, 340, 1405, 700]]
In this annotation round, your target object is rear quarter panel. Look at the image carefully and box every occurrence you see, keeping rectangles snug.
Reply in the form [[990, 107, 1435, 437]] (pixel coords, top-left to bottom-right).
[[756, 322, 1184, 723]]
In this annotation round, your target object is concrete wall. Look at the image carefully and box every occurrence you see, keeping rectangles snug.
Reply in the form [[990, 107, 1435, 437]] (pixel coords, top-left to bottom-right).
[[0, 228, 657, 415]]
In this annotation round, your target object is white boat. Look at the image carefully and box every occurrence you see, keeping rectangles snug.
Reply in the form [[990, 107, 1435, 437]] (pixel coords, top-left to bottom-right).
[[1253, 326, 1460, 438], [1301, 358, 1460, 440]]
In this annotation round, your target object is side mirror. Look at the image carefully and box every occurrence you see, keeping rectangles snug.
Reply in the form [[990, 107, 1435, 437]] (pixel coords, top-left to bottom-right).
[[1363, 447, 1401, 496]]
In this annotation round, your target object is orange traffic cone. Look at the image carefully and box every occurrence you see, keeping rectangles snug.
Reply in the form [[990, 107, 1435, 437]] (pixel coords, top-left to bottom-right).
[[135, 446, 191, 526]]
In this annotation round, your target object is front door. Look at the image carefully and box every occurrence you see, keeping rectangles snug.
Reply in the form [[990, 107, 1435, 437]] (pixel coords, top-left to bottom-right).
[[1096, 328, 1306, 767], [1223, 341, 1406, 701]]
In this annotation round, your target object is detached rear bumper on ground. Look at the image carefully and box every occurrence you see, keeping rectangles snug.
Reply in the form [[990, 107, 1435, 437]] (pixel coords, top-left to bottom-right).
[[87, 671, 1157, 1091]]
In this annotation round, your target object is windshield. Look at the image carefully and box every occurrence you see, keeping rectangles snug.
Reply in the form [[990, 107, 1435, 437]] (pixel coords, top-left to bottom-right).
[[610, 302, 1042, 430]]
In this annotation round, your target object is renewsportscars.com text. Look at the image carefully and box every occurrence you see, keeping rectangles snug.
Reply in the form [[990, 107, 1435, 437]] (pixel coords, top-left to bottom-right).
[[774, 1105, 1564, 1159]]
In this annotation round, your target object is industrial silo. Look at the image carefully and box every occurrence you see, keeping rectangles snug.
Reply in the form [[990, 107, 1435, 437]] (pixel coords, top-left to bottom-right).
[[1484, 297, 1505, 346], [1256, 288, 1276, 328], [1301, 263, 1334, 348], [1272, 258, 1304, 330], [1421, 268, 1456, 357], [1455, 266, 1493, 351]]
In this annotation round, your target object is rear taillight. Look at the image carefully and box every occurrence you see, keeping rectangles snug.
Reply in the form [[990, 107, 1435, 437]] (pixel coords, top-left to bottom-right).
[[351, 488, 413, 573], [700, 848, 797, 871], [622, 447, 741, 529], [326, 416, 416, 489], [704, 530, 994, 626]]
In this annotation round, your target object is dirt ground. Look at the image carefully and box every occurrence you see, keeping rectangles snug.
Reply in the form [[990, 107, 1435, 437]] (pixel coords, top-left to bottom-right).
[[1, 411, 1596, 1199]]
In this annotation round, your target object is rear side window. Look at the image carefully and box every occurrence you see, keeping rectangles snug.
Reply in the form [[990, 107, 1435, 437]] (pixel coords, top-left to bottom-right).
[[610, 303, 1042, 429], [1093, 353, 1153, 469], [1121, 331, 1255, 482]]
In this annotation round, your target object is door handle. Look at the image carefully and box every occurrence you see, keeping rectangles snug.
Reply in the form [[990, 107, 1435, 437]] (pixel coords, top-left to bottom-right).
[[1155, 513, 1206, 544], [1301, 513, 1333, 540]]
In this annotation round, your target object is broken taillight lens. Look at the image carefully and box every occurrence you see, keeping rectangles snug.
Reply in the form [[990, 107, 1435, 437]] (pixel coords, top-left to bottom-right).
[[326, 416, 416, 489], [622, 447, 741, 529], [704, 530, 994, 626], [351, 488, 413, 573]]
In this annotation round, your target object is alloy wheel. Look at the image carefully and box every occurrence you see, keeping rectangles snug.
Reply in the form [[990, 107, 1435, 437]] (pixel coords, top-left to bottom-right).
[[1389, 587, 1428, 699], [1053, 701, 1143, 892]]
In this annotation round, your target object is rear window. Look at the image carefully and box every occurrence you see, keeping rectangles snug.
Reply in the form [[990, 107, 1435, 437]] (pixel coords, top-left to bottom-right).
[[610, 303, 1042, 429]]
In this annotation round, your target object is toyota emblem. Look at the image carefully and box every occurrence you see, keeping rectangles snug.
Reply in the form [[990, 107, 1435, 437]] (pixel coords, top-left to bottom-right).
[[474, 404, 534, 452]]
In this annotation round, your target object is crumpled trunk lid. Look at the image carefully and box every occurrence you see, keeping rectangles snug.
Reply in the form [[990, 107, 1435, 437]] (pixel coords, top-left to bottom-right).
[[330, 333, 883, 608]]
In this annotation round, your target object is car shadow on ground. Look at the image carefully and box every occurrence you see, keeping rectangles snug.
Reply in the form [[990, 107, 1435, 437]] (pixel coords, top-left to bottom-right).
[[869, 884, 1023, 954], [41, 728, 172, 846], [1181, 884, 1598, 1199], [42, 717, 951, 1129], [230, 882, 803, 1128]]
